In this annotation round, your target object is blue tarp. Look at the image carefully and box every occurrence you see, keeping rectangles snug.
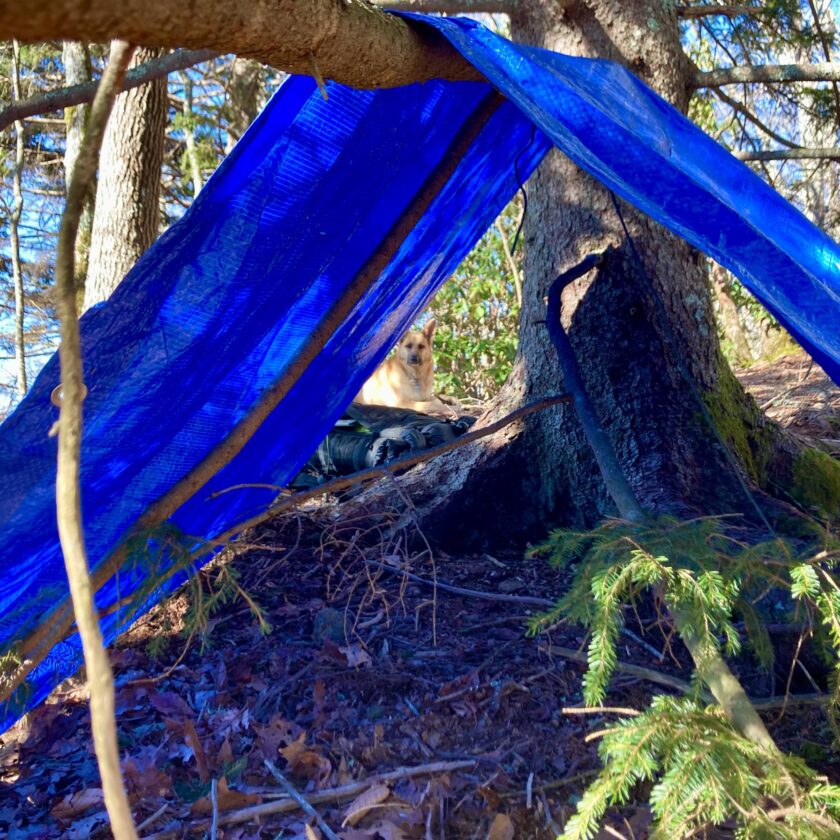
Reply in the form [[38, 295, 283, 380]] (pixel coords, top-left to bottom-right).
[[1, 14, 839, 730]]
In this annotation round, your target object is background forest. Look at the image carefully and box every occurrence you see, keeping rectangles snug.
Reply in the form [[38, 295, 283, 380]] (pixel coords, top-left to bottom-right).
[[4, 2, 839, 414]]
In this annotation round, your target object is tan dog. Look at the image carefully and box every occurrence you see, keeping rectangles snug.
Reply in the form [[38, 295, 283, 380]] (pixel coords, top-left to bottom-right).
[[355, 320, 451, 413]]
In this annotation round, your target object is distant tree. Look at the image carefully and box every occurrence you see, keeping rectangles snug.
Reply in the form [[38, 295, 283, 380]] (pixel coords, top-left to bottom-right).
[[84, 45, 167, 310]]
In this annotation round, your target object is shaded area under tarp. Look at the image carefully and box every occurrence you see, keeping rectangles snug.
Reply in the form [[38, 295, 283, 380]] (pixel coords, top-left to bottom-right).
[[1, 14, 838, 731]]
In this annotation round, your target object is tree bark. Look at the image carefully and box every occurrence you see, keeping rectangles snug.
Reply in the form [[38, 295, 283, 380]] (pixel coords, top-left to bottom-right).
[[358, 0, 790, 547], [63, 41, 94, 304], [84, 44, 167, 310], [9, 40, 27, 397], [0, 0, 480, 89], [223, 57, 264, 154]]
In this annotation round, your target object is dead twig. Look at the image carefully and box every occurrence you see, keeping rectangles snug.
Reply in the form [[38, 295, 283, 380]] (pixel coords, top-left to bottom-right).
[[263, 760, 340, 840]]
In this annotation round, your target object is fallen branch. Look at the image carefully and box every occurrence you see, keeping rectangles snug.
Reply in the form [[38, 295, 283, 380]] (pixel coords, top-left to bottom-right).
[[0, 48, 218, 134], [53, 40, 139, 840], [145, 759, 475, 837]]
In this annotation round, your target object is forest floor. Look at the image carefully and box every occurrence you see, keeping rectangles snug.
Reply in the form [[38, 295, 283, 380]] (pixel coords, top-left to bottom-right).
[[1, 352, 838, 840]]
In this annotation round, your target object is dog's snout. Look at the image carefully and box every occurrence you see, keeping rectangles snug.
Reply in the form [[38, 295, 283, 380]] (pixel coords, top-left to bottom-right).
[[408, 353, 421, 365]]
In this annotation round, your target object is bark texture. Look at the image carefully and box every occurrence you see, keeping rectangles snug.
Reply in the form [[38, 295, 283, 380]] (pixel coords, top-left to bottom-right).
[[84, 45, 167, 310], [0, 0, 480, 88], [364, 0, 787, 547], [223, 57, 264, 154]]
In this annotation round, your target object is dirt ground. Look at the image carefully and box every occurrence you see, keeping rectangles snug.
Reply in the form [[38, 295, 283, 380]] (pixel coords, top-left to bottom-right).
[[0, 353, 838, 839]]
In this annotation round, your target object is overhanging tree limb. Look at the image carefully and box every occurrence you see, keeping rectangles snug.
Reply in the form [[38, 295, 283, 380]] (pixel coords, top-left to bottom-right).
[[0, 0, 481, 88], [0, 48, 218, 135], [695, 61, 840, 88]]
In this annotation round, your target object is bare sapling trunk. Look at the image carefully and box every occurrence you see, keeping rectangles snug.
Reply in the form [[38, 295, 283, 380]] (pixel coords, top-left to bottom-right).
[[54, 40, 139, 840], [181, 74, 203, 197], [10, 40, 27, 397]]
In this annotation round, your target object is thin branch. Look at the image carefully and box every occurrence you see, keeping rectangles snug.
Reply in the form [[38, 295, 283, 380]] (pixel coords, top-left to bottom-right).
[[696, 61, 840, 88], [0, 48, 218, 134], [678, 4, 767, 18], [263, 761, 340, 840], [734, 147, 840, 161], [53, 40, 139, 840], [713, 86, 800, 149]]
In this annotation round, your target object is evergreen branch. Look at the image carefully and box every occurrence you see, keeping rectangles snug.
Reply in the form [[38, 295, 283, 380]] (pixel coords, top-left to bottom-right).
[[0, 48, 218, 134]]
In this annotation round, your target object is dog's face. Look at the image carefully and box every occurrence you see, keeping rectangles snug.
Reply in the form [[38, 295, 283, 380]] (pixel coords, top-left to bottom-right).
[[395, 320, 436, 369]]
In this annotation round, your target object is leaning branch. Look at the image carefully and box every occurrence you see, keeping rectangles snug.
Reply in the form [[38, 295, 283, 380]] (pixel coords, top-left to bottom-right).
[[0, 48, 218, 135], [713, 87, 800, 150], [0, 0, 480, 88], [695, 61, 840, 88], [53, 40, 139, 840]]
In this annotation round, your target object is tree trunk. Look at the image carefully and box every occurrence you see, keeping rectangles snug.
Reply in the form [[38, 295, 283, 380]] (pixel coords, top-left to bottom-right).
[[84, 44, 167, 310], [361, 0, 794, 547], [223, 57, 264, 154], [63, 40, 94, 305], [10, 40, 27, 397]]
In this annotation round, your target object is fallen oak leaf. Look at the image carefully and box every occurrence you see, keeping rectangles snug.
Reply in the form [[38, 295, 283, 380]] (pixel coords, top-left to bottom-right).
[[341, 783, 390, 827], [50, 788, 104, 822], [487, 812, 515, 840], [190, 777, 260, 814], [184, 719, 210, 783], [149, 690, 194, 719]]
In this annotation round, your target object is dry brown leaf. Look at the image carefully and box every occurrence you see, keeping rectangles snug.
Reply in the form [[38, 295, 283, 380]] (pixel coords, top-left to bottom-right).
[[279, 731, 307, 765], [217, 735, 234, 766], [51, 788, 104, 822], [149, 690, 194, 719], [339, 643, 373, 668], [341, 783, 390, 827], [487, 812, 515, 840], [183, 719, 210, 783], [190, 777, 260, 814]]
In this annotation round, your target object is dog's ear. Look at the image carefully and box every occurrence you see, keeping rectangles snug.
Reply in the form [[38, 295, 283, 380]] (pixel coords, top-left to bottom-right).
[[422, 319, 436, 341]]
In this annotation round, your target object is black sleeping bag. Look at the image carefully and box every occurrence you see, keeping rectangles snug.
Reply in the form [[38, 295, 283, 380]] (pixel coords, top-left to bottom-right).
[[290, 403, 475, 488]]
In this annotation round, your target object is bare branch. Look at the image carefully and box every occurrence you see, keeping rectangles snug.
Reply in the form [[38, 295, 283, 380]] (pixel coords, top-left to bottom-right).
[[713, 87, 800, 149], [678, 4, 766, 18], [0, 0, 481, 89], [734, 147, 840, 161], [695, 61, 840, 88], [372, 0, 514, 11], [0, 48, 218, 134]]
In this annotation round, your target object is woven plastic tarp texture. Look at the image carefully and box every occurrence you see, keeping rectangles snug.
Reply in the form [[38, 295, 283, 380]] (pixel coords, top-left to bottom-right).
[[0, 14, 838, 731]]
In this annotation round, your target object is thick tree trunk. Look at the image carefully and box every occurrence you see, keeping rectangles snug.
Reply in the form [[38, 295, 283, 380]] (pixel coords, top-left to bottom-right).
[[63, 40, 94, 304], [84, 45, 167, 310], [360, 0, 793, 547]]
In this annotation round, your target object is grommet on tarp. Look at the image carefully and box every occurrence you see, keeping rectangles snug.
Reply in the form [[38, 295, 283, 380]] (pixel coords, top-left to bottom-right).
[[50, 383, 88, 407]]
